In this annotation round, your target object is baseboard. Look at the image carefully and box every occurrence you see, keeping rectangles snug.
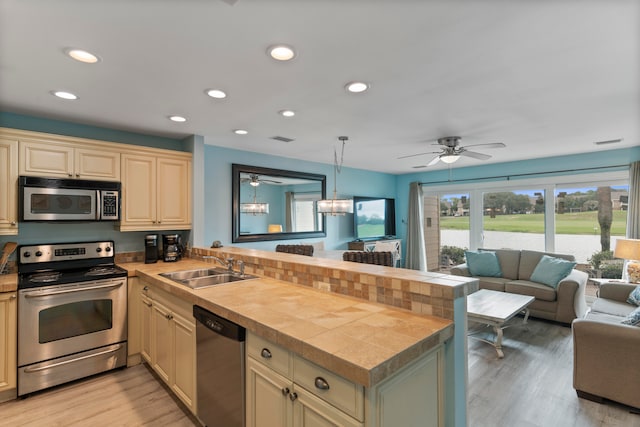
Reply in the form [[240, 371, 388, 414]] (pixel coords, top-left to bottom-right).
[[0, 387, 17, 403], [576, 390, 604, 403]]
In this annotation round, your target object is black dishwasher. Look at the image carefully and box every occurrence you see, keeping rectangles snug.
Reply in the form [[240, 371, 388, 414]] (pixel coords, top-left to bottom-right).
[[193, 305, 246, 427]]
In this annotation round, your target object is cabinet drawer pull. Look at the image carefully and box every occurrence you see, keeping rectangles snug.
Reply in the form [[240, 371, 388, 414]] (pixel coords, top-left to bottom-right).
[[10, 294, 17, 299], [314, 377, 330, 390], [166, 313, 173, 320], [260, 348, 272, 359], [281, 387, 290, 396], [289, 392, 298, 402]]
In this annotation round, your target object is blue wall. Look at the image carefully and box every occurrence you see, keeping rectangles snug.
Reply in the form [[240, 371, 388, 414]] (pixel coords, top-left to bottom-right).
[[2, 112, 637, 258], [202, 144, 397, 251], [394, 146, 640, 246]]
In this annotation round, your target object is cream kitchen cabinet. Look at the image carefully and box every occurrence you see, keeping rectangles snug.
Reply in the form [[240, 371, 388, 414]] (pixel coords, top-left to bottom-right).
[[246, 333, 364, 427], [0, 291, 17, 403], [120, 153, 192, 231], [138, 282, 196, 414], [0, 137, 18, 235], [247, 332, 443, 427], [19, 139, 120, 181]]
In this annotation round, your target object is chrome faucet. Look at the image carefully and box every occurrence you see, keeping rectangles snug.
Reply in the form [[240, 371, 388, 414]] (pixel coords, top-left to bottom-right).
[[203, 255, 234, 272], [236, 260, 245, 276]]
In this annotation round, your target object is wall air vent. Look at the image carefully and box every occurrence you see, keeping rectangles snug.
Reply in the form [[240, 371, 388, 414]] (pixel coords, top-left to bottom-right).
[[594, 138, 623, 145], [270, 136, 295, 143]]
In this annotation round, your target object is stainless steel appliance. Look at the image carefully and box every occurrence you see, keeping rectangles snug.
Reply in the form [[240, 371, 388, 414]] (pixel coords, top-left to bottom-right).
[[193, 305, 246, 427], [145, 234, 159, 264], [162, 234, 182, 262], [19, 176, 120, 221], [17, 241, 128, 396]]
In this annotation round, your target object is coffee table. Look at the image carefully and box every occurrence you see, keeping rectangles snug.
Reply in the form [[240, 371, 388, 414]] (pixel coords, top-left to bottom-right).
[[467, 289, 535, 358]]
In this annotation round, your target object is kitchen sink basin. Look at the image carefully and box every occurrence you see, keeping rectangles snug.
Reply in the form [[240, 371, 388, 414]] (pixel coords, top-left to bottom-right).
[[159, 268, 257, 289]]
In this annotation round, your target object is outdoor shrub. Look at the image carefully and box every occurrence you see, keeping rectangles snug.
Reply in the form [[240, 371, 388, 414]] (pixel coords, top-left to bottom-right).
[[600, 262, 623, 279], [588, 250, 614, 270], [441, 245, 466, 265]]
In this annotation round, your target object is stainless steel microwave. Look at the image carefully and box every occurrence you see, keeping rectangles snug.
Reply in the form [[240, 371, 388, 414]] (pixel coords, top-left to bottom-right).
[[19, 176, 121, 221]]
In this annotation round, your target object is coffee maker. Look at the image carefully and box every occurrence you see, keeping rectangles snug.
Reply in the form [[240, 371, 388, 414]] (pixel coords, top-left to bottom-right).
[[162, 234, 182, 262], [144, 234, 158, 264]]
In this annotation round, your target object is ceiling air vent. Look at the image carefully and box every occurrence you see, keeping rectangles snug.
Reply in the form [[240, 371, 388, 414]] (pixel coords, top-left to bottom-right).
[[270, 136, 295, 143]]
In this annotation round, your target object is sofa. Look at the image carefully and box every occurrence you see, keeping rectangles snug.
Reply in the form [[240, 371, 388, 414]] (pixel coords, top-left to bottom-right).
[[572, 282, 640, 409], [450, 249, 588, 324]]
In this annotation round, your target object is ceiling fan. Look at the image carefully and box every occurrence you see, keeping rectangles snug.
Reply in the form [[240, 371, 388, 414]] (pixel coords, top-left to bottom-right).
[[241, 174, 282, 186], [398, 136, 506, 167]]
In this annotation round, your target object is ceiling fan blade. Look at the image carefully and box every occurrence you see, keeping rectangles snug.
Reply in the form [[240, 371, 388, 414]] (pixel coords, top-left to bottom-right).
[[427, 155, 441, 166], [261, 179, 282, 184], [463, 142, 505, 149], [460, 150, 491, 160], [397, 150, 440, 160]]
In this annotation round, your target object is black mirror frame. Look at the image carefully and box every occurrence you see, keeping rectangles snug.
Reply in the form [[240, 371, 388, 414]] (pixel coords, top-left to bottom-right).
[[232, 163, 327, 243]]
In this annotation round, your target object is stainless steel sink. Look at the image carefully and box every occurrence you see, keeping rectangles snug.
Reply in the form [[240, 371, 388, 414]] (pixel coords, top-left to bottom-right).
[[159, 268, 257, 289]]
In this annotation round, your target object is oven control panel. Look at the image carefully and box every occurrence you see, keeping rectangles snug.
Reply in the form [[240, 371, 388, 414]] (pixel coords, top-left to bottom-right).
[[19, 241, 114, 264]]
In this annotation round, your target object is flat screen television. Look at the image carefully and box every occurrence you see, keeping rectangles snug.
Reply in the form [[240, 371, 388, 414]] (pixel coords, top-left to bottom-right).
[[353, 196, 396, 240]]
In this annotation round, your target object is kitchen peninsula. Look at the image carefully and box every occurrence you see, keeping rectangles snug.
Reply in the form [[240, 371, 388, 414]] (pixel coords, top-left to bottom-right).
[[127, 246, 476, 427]]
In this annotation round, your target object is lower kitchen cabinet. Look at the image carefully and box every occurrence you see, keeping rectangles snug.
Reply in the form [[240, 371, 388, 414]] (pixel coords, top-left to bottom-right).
[[0, 291, 17, 402], [137, 282, 196, 414], [246, 332, 443, 427], [246, 333, 363, 427]]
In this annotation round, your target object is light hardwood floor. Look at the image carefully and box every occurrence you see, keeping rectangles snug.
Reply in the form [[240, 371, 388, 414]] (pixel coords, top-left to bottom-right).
[[1, 320, 638, 427], [0, 364, 199, 426], [468, 317, 640, 427]]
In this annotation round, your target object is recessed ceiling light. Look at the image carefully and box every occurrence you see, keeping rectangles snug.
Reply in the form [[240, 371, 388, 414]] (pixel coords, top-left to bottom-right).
[[65, 48, 100, 64], [279, 110, 295, 117], [234, 129, 248, 135], [51, 90, 78, 100], [345, 81, 370, 93], [206, 89, 227, 99], [169, 115, 187, 122], [267, 44, 296, 61]]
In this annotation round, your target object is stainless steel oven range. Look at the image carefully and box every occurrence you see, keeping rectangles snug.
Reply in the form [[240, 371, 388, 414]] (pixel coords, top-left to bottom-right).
[[17, 241, 128, 396]]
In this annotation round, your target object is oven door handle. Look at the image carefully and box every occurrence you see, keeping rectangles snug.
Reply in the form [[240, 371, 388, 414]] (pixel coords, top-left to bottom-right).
[[23, 344, 124, 373], [23, 281, 124, 298]]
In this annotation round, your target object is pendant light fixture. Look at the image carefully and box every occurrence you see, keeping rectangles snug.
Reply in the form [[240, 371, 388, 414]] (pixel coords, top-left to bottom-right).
[[317, 136, 353, 216], [240, 184, 269, 215]]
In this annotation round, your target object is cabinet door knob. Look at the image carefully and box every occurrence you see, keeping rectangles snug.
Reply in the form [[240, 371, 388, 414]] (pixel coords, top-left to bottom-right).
[[10, 294, 16, 299], [143, 286, 149, 291], [314, 377, 330, 390], [260, 348, 272, 359], [281, 387, 290, 396], [10, 221, 16, 225], [166, 313, 173, 320], [289, 392, 298, 402]]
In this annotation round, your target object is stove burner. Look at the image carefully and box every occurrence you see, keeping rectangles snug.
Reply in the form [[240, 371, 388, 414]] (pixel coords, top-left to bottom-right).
[[29, 271, 62, 283], [85, 266, 121, 276]]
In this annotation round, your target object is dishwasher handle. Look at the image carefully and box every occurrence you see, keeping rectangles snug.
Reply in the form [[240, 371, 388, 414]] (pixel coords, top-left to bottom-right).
[[193, 305, 246, 341]]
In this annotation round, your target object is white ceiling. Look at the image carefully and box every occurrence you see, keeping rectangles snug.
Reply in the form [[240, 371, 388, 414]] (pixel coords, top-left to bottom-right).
[[0, 0, 638, 174]]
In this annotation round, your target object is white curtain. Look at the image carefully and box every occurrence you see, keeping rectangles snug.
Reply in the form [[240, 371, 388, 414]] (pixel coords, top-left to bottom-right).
[[285, 191, 294, 232], [627, 161, 640, 239], [405, 182, 427, 271]]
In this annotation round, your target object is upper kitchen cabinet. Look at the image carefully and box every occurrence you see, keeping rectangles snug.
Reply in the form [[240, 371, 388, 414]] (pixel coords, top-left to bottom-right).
[[19, 138, 120, 181], [120, 151, 192, 232], [0, 137, 18, 235]]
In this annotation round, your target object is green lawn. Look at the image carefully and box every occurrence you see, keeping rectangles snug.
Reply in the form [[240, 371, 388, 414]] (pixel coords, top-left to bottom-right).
[[440, 211, 627, 235]]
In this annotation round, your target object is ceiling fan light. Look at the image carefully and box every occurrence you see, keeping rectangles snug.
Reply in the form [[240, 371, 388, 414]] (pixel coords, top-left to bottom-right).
[[440, 154, 460, 164]]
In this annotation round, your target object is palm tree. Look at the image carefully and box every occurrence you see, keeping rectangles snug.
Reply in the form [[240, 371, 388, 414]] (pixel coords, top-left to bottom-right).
[[597, 186, 612, 251]]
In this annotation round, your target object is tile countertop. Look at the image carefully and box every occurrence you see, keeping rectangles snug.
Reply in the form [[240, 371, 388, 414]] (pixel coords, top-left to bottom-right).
[[124, 259, 454, 388], [0, 273, 17, 293]]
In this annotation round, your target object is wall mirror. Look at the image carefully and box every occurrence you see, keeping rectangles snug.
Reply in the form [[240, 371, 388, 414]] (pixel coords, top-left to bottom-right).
[[232, 164, 327, 243]]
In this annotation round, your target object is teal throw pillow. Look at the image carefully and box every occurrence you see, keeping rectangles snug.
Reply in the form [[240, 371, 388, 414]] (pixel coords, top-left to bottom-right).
[[530, 255, 576, 289], [621, 306, 640, 326], [465, 251, 503, 277], [627, 285, 640, 306]]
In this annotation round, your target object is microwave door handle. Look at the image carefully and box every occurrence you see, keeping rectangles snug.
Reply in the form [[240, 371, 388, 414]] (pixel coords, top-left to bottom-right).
[[96, 190, 102, 220]]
